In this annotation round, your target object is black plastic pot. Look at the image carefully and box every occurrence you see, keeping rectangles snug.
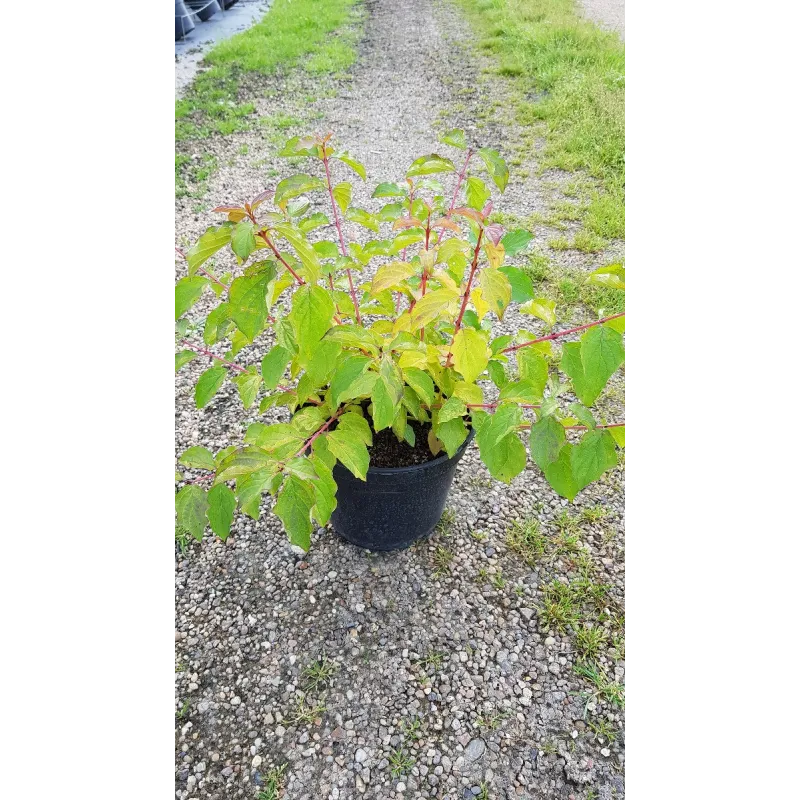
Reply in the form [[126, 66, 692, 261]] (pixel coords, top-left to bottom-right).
[[330, 427, 475, 551], [187, 0, 221, 21], [219, 0, 239, 7], [175, 0, 195, 40]]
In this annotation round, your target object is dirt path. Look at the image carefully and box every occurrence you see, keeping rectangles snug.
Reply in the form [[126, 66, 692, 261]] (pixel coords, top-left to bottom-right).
[[175, 2, 625, 799], [579, 0, 625, 39]]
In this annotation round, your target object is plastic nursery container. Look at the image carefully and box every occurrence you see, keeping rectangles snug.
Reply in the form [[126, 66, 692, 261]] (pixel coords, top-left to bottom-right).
[[186, 0, 221, 22], [330, 428, 475, 551], [175, 0, 196, 40]]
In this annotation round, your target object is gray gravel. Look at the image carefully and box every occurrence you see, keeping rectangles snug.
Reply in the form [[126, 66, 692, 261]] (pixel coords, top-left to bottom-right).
[[175, 1, 625, 798], [579, 0, 625, 40]]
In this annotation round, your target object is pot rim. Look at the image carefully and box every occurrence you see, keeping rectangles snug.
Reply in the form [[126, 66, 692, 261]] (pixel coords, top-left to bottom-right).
[[344, 425, 476, 477]]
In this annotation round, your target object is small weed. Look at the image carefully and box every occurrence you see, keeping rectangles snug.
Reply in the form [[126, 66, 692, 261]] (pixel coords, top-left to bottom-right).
[[548, 235, 570, 251], [237, 143, 249, 155], [477, 782, 491, 800], [256, 763, 287, 800], [506, 517, 546, 565], [477, 567, 489, 583], [579, 506, 610, 524], [555, 510, 580, 536], [540, 581, 580, 632], [432, 545, 454, 576], [177, 699, 190, 719], [611, 634, 625, 660], [476, 709, 509, 731], [417, 651, 446, 673], [399, 717, 423, 741], [574, 662, 625, 709], [470, 530, 488, 542], [436, 507, 456, 535], [388, 747, 415, 778], [286, 694, 327, 726], [302, 655, 338, 693], [514, 585, 525, 597], [587, 717, 617, 744], [492, 572, 507, 590], [575, 625, 608, 660]]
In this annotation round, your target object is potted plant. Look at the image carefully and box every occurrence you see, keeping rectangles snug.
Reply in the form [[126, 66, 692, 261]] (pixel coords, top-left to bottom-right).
[[175, 131, 625, 551]]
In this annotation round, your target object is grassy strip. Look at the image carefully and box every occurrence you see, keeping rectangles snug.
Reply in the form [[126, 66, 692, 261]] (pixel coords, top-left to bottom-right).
[[456, 0, 625, 240], [176, 0, 360, 195]]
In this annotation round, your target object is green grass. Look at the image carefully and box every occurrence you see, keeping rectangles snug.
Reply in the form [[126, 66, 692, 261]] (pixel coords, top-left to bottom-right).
[[301, 655, 338, 693], [457, 0, 624, 239], [506, 517, 546, 565], [388, 748, 415, 778], [257, 763, 288, 800], [175, 0, 361, 192]]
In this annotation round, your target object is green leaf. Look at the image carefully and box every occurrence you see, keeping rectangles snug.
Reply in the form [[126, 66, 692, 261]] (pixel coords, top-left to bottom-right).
[[207, 484, 236, 540], [330, 356, 372, 408], [231, 220, 256, 262], [323, 324, 382, 356], [195, 366, 226, 408], [291, 406, 329, 437], [283, 457, 320, 482], [561, 326, 624, 406], [337, 412, 373, 446], [487, 360, 507, 389], [543, 445, 579, 501], [289, 285, 335, 367], [274, 174, 325, 207], [438, 396, 467, 423], [587, 263, 625, 290], [440, 128, 467, 149], [216, 447, 276, 481], [465, 176, 491, 211], [403, 367, 435, 407], [179, 446, 216, 471], [309, 456, 338, 526], [274, 476, 316, 550], [406, 154, 456, 178], [232, 371, 262, 409], [517, 348, 549, 398], [371, 261, 417, 294], [299, 212, 331, 233], [478, 402, 523, 448], [175, 350, 196, 372], [185, 224, 232, 275], [333, 152, 367, 180], [609, 425, 625, 448], [435, 416, 469, 457], [314, 241, 339, 259], [477, 148, 509, 192], [478, 268, 512, 320], [333, 181, 352, 214], [371, 359, 404, 432], [451, 328, 490, 383], [327, 429, 370, 481], [272, 223, 321, 283], [501, 229, 534, 257], [175, 277, 208, 320], [521, 297, 556, 326], [337, 370, 378, 405], [372, 182, 406, 198], [346, 207, 380, 233], [203, 303, 231, 346], [572, 429, 617, 491], [261, 345, 291, 389], [499, 380, 542, 404], [497, 267, 534, 305], [529, 415, 565, 471], [175, 485, 208, 541], [410, 287, 460, 329], [477, 427, 526, 482], [228, 268, 275, 340], [569, 403, 596, 430], [237, 468, 273, 520]]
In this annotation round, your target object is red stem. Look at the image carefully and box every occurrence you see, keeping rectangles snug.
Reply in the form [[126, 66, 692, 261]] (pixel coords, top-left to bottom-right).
[[257, 231, 305, 286], [181, 340, 246, 373], [435, 150, 473, 246], [502, 313, 625, 354], [322, 153, 361, 325], [445, 227, 484, 366], [295, 409, 344, 457]]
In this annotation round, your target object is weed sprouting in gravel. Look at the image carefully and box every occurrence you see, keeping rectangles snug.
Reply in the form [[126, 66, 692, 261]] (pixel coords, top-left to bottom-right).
[[492, 571, 507, 590], [302, 655, 338, 692], [286, 694, 327, 726], [399, 717, 424, 742], [506, 516, 546, 565], [176, 699, 190, 719], [587, 717, 617, 744], [574, 662, 625, 710], [257, 763, 288, 800], [388, 747, 415, 778], [575, 625, 608, 660], [476, 708, 509, 732], [432, 545, 454, 577], [436, 507, 457, 535], [540, 581, 581, 631], [579, 505, 610, 524], [417, 650, 446, 674]]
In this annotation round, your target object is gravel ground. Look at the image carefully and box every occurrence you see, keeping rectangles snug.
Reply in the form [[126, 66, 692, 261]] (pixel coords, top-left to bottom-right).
[[579, 0, 625, 40], [175, 1, 625, 798]]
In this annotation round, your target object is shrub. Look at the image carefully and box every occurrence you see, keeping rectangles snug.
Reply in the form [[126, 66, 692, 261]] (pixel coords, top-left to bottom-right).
[[175, 130, 625, 549]]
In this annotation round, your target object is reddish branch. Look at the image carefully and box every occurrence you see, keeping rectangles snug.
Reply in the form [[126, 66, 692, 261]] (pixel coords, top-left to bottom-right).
[[519, 421, 625, 430], [295, 409, 344, 457], [322, 153, 362, 325], [502, 313, 625, 354], [435, 149, 474, 246], [256, 231, 305, 286], [181, 340, 247, 373], [444, 227, 484, 366]]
